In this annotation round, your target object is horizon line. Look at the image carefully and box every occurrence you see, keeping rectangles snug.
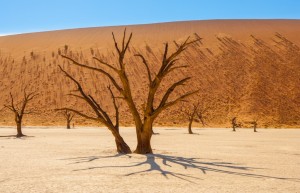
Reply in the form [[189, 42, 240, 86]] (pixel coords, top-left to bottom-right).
[[1, 18, 299, 37]]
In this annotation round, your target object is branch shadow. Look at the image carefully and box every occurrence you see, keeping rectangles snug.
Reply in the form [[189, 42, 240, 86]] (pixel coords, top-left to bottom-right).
[[62, 153, 300, 183], [0, 135, 17, 138], [0, 135, 35, 139], [60, 154, 132, 164]]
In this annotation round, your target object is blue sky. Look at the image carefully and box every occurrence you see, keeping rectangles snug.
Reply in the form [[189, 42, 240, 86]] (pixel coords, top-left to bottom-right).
[[1, 0, 300, 35]]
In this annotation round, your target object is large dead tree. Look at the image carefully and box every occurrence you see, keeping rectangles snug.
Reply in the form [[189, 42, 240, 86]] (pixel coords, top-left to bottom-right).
[[60, 29, 200, 154], [57, 66, 131, 154], [4, 90, 38, 137], [58, 109, 75, 129]]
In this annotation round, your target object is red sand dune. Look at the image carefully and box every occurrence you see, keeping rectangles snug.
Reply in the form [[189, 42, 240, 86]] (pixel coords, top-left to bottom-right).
[[0, 20, 299, 127]]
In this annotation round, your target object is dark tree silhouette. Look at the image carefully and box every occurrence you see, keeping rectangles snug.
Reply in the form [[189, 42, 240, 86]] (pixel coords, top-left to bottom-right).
[[231, 117, 242, 132], [180, 98, 212, 134], [56, 66, 132, 154], [60, 29, 200, 154], [180, 103, 199, 134], [57, 109, 75, 129], [250, 120, 258, 132], [4, 89, 38, 137]]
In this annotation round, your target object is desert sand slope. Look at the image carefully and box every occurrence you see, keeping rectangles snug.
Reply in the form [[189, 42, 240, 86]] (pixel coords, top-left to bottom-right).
[[0, 127, 300, 193], [0, 20, 300, 127]]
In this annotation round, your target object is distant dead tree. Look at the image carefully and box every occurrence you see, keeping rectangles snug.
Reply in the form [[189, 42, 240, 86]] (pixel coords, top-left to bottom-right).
[[56, 66, 132, 154], [231, 117, 242, 132], [4, 89, 38, 137], [57, 109, 75, 129], [250, 120, 258, 132], [60, 29, 200, 154], [180, 100, 211, 134], [180, 103, 199, 134]]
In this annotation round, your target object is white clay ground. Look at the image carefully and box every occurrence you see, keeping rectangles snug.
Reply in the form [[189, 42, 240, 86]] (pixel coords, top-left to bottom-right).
[[0, 127, 299, 193]]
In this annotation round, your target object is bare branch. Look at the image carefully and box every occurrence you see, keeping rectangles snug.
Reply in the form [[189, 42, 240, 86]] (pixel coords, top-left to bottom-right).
[[60, 55, 123, 92], [93, 57, 118, 72], [88, 94, 112, 124], [157, 77, 192, 110], [124, 32, 133, 53], [135, 54, 152, 83], [55, 108, 98, 121], [153, 90, 199, 118], [3, 105, 14, 112], [58, 65, 116, 127], [122, 28, 127, 50], [59, 66, 106, 118], [9, 92, 17, 112], [112, 32, 121, 55]]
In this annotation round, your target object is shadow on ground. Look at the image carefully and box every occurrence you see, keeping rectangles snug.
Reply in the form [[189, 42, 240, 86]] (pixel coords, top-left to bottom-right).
[[61, 154, 300, 183], [0, 135, 34, 139]]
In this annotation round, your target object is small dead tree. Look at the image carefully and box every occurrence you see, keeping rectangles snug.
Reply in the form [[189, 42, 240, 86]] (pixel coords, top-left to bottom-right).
[[250, 120, 258, 132], [4, 90, 38, 137], [180, 103, 199, 134], [60, 29, 200, 154], [58, 109, 75, 129], [232, 117, 237, 132], [231, 117, 242, 132], [56, 66, 131, 154], [181, 101, 211, 134]]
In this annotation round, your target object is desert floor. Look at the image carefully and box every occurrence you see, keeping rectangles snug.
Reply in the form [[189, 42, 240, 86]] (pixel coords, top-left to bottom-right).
[[0, 127, 299, 193]]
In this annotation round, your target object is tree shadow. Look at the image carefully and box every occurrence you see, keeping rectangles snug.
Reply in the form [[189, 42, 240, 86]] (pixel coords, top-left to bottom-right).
[[0, 135, 17, 138], [185, 133, 200, 135], [61, 154, 132, 164], [0, 135, 34, 139], [63, 154, 300, 183]]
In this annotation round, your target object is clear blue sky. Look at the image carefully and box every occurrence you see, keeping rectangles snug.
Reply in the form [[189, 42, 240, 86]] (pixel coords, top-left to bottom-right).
[[1, 0, 300, 35]]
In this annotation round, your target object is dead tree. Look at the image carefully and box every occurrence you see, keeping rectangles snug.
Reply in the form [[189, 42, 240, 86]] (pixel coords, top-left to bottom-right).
[[181, 100, 211, 134], [232, 117, 237, 131], [58, 109, 75, 129], [4, 90, 38, 137], [231, 117, 242, 132], [250, 120, 258, 132], [180, 103, 199, 134], [57, 66, 131, 154], [60, 29, 200, 154]]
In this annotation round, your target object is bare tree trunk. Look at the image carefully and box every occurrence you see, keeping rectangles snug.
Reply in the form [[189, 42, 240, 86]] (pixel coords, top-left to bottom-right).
[[188, 118, 193, 134], [67, 120, 71, 129], [111, 129, 132, 154], [16, 121, 24, 137], [134, 120, 153, 154], [232, 117, 237, 132], [114, 136, 131, 154], [254, 123, 257, 132]]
